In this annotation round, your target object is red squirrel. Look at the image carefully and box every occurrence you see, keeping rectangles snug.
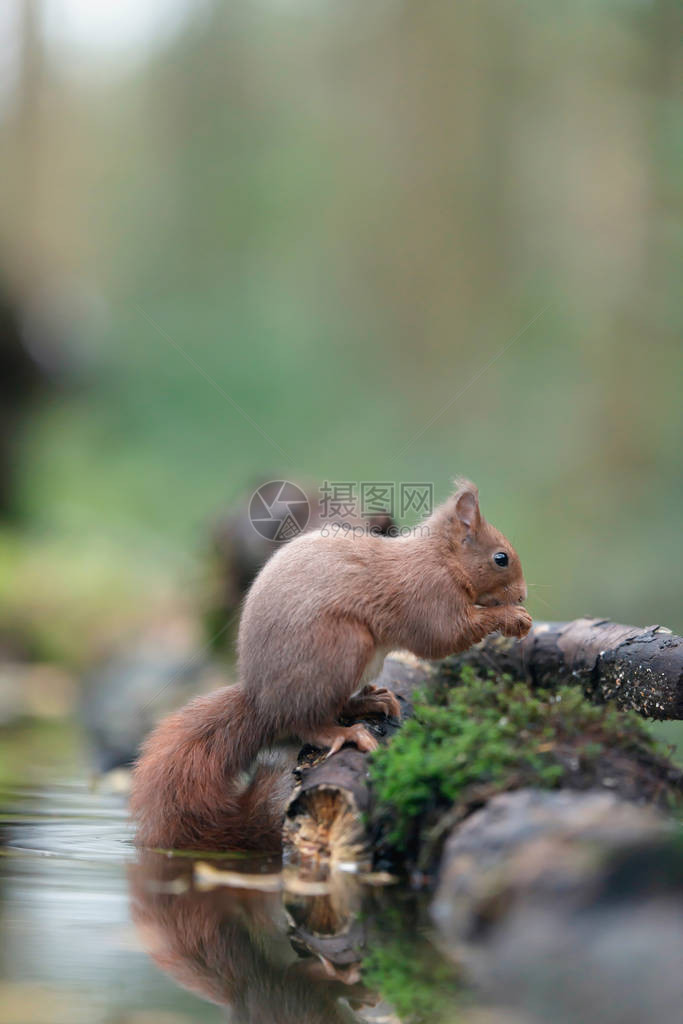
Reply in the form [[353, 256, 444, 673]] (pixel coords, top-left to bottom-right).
[[131, 479, 531, 850]]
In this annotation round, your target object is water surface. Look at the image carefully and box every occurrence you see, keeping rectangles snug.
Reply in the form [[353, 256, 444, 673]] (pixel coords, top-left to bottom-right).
[[0, 780, 462, 1024]]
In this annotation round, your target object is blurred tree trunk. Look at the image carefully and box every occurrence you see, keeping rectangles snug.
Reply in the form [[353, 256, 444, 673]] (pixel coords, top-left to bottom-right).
[[8, 0, 46, 281]]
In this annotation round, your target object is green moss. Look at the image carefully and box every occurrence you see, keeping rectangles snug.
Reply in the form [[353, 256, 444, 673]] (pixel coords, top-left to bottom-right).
[[369, 665, 678, 852], [363, 939, 458, 1022]]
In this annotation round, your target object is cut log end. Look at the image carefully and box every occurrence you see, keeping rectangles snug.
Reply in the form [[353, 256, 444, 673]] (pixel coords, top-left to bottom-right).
[[283, 782, 371, 873], [283, 651, 431, 870]]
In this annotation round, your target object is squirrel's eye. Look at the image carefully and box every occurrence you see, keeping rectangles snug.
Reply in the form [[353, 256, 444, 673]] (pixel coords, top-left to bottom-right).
[[493, 551, 508, 567]]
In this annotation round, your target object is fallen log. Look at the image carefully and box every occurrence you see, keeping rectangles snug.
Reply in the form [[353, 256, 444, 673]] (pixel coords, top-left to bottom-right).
[[283, 621, 683, 872]]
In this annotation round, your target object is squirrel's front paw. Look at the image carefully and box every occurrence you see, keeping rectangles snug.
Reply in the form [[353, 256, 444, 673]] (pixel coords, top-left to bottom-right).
[[500, 606, 533, 638], [342, 685, 401, 722]]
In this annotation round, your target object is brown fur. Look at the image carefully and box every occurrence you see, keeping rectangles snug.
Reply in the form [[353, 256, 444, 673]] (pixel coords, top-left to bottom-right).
[[131, 479, 531, 850]]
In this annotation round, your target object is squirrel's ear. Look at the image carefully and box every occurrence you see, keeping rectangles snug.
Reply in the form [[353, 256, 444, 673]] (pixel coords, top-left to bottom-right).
[[453, 480, 480, 531]]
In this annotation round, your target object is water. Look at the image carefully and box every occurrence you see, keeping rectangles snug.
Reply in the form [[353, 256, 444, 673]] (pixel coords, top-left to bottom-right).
[[0, 781, 462, 1024], [0, 783, 223, 1022], [4, 776, 679, 1023]]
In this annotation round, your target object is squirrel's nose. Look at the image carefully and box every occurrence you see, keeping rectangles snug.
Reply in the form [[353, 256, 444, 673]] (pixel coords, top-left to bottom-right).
[[517, 586, 528, 604]]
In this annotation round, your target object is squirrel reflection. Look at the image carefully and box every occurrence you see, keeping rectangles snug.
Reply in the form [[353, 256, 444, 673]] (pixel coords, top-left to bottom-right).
[[129, 852, 377, 1024]]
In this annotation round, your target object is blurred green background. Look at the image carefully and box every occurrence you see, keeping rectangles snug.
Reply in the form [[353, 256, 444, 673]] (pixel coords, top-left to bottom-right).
[[0, 1, 680, 743]]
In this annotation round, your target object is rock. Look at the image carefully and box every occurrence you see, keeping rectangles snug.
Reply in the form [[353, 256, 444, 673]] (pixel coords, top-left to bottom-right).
[[80, 630, 226, 773], [431, 788, 682, 1024]]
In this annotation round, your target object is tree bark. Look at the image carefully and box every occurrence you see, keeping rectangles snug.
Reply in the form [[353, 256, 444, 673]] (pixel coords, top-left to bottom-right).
[[455, 618, 683, 720]]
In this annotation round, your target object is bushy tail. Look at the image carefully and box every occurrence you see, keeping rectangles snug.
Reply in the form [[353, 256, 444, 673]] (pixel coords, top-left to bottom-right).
[[131, 684, 288, 851]]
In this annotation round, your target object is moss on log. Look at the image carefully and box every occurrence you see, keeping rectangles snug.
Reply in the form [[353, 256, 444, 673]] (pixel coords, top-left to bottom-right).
[[283, 627, 683, 873]]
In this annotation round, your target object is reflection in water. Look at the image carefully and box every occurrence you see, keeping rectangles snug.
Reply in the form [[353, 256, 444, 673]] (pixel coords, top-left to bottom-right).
[[130, 852, 388, 1023], [129, 849, 471, 1023]]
